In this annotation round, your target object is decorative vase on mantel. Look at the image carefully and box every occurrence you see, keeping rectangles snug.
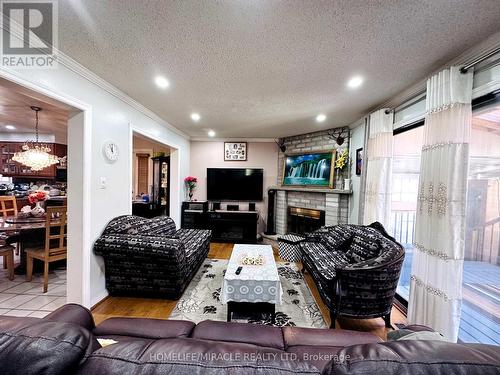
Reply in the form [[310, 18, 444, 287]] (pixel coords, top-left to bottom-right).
[[334, 171, 344, 190], [188, 191, 194, 201]]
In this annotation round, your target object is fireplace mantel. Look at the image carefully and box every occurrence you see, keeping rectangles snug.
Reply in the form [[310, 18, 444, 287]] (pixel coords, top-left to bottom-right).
[[269, 186, 352, 195]]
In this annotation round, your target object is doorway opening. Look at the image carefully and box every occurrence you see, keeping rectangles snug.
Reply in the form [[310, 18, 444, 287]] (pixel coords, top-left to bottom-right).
[[0, 76, 81, 317]]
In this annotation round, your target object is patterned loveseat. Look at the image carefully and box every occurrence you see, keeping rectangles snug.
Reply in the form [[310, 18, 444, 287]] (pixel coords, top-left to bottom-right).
[[300, 222, 404, 328], [94, 215, 211, 299]]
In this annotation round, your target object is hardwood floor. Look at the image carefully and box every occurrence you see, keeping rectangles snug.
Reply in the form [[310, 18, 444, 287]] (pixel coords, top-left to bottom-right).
[[92, 242, 407, 339]]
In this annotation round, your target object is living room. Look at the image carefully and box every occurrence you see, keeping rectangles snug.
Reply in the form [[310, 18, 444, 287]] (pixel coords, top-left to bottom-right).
[[0, 1, 499, 374]]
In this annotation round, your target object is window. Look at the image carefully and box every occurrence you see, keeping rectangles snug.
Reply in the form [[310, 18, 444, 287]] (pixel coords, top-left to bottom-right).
[[136, 153, 150, 196]]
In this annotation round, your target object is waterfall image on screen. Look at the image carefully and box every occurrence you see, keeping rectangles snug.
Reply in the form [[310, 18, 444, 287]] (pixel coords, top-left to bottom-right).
[[283, 152, 334, 187]]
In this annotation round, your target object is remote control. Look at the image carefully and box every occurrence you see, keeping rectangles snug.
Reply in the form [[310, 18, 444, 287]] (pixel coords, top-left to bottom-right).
[[235, 266, 243, 275]]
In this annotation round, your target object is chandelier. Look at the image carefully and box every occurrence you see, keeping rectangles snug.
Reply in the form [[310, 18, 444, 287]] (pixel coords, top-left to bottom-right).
[[12, 106, 59, 171]]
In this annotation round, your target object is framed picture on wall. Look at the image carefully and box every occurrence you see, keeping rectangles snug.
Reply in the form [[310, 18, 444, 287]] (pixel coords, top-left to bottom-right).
[[282, 150, 335, 188], [356, 148, 363, 176], [224, 142, 247, 161]]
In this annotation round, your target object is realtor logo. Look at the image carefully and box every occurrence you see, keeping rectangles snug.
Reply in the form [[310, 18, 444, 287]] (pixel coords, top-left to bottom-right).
[[1, 0, 58, 68]]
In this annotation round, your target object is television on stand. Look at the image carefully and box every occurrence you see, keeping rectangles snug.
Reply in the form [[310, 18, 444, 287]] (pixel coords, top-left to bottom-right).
[[207, 168, 263, 201]]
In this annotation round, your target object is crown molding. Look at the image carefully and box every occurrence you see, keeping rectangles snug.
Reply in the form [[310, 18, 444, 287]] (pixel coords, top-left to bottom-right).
[[190, 137, 276, 142]]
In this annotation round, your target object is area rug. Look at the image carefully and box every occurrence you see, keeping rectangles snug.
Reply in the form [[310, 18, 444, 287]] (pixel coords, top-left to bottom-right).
[[169, 259, 327, 328]]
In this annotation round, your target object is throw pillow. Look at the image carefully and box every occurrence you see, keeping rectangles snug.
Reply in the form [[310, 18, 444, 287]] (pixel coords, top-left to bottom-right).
[[346, 232, 380, 263]]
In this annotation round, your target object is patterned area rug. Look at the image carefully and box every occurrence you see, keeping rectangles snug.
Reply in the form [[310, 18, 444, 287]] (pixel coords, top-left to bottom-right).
[[169, 259, 326, 328]]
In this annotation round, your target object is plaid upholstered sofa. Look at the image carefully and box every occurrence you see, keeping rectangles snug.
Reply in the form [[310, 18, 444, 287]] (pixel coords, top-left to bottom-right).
[[94, 215, 211, 299], [300, 222, 404, 328]]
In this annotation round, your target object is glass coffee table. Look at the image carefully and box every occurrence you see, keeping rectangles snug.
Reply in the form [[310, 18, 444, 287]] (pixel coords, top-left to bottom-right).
[[221, 244, 283, 324]]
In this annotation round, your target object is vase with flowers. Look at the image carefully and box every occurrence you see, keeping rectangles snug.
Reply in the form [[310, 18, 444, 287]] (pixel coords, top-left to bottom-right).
[[334, 149, 349, 189], [184, 176, 197, 201], [28, 190, 49, 217]]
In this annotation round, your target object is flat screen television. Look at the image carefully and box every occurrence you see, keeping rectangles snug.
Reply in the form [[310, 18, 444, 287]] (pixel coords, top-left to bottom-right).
[[207, 168, 263, 201]]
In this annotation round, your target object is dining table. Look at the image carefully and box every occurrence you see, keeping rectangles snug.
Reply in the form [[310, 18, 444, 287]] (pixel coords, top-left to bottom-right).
[[0, 215, 52, 274]]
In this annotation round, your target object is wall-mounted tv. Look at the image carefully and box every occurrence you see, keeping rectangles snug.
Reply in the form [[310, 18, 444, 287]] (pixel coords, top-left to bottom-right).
[[207, 168, 263, 201]]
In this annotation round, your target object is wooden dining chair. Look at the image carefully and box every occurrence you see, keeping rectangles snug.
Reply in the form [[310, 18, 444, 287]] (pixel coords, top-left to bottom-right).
[[0, 196, 20, 262], [26, 206, 67, 293], [0, 196, 18, 217], [0, 245, 14, 280]]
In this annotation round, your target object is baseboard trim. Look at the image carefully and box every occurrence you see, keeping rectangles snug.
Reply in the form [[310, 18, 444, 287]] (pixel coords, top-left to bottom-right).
[[91, 291, 110, 310]]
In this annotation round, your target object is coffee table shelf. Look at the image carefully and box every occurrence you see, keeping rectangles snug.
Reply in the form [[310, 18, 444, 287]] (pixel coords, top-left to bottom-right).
[[221, 244, 282, 323]]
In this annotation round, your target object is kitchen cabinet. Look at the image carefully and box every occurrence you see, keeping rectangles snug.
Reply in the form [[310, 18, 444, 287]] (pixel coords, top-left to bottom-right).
[[0, 142, 67, 179]]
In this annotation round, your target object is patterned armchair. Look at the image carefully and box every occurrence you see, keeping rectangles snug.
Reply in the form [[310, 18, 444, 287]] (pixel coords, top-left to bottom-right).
[[300, 222, 404, 328], [94, 215, 211, 299]]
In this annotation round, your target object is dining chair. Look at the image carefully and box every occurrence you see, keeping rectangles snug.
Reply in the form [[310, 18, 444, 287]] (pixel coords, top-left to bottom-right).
[[26, 206, 67, 293], [0, 245, 14, 280], [0, 196, 17, 217], [0, 196, 20, 262]]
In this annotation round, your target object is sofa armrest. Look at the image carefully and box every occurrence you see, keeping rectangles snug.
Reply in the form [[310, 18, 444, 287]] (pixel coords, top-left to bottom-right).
[[303, 228, 329, 244], [44, 303, 95, 331], [93, 234, 186, 263]]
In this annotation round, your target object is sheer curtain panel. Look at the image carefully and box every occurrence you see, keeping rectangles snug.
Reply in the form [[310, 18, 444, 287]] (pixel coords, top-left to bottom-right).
[[363, 108, 394, 227], [408, 66, 473, 342]]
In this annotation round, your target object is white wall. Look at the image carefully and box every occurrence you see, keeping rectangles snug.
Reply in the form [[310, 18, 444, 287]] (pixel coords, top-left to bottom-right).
[[348, 121, 366, 224], [1, 61, 190, 307], [190, 141, 278, 232]]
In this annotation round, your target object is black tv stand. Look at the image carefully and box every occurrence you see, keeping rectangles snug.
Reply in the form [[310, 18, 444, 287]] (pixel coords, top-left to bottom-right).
[[181, 203, 258, 244]]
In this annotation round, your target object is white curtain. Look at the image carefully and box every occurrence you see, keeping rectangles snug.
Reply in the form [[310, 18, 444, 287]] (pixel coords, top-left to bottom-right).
[[408, 66, 473, 342], [363, 108, 393, 226]]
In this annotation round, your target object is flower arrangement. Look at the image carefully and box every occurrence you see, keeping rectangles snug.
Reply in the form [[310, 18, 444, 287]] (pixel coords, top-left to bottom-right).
[[184, 176, 197, 201], [28, 190, 49, 204], [335, 149, 349, 170]]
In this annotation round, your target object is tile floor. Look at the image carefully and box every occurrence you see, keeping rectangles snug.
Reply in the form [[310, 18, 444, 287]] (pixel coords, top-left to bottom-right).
[[0, 255, 66, 318]]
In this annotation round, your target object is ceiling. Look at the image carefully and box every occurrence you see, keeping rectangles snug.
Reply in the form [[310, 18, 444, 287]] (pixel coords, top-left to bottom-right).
[[0, 78, 73, 141], [57, 1, 500, 138]]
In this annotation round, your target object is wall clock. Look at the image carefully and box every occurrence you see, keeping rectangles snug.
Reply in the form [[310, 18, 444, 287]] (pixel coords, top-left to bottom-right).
[[103, 141, 119, 162]]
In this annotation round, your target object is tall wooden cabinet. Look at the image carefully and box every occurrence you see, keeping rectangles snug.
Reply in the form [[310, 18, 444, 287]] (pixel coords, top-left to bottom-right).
[[151, 156, 170, 216]]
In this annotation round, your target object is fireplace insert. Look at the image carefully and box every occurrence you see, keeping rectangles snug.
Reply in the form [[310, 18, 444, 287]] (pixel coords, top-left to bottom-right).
[[287, 206, 325, 235]]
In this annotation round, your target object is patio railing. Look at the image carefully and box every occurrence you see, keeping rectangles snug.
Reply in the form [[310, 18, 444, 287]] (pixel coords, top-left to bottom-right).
[[391, 210, 416, 246]]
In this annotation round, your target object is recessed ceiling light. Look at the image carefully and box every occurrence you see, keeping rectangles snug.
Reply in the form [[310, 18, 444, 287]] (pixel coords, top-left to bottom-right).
[[208, 130, 216, 137], [5, 125, 15, 130], [316, 114, 327, 123], [154, 76, 170, 89], [347, 76, 363, 89], [191, 113, 201, 122]]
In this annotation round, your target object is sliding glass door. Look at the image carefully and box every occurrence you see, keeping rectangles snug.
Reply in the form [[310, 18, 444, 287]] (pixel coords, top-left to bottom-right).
[[391, 125, 424, 301], [460, 103, 500, 344], [390, 101, 500, 344]]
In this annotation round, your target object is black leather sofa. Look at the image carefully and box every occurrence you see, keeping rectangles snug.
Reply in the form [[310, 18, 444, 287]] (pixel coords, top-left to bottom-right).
[[93, 215, 211, 299], [0, 304, 499, 375], [301, 222, 405, 328]]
